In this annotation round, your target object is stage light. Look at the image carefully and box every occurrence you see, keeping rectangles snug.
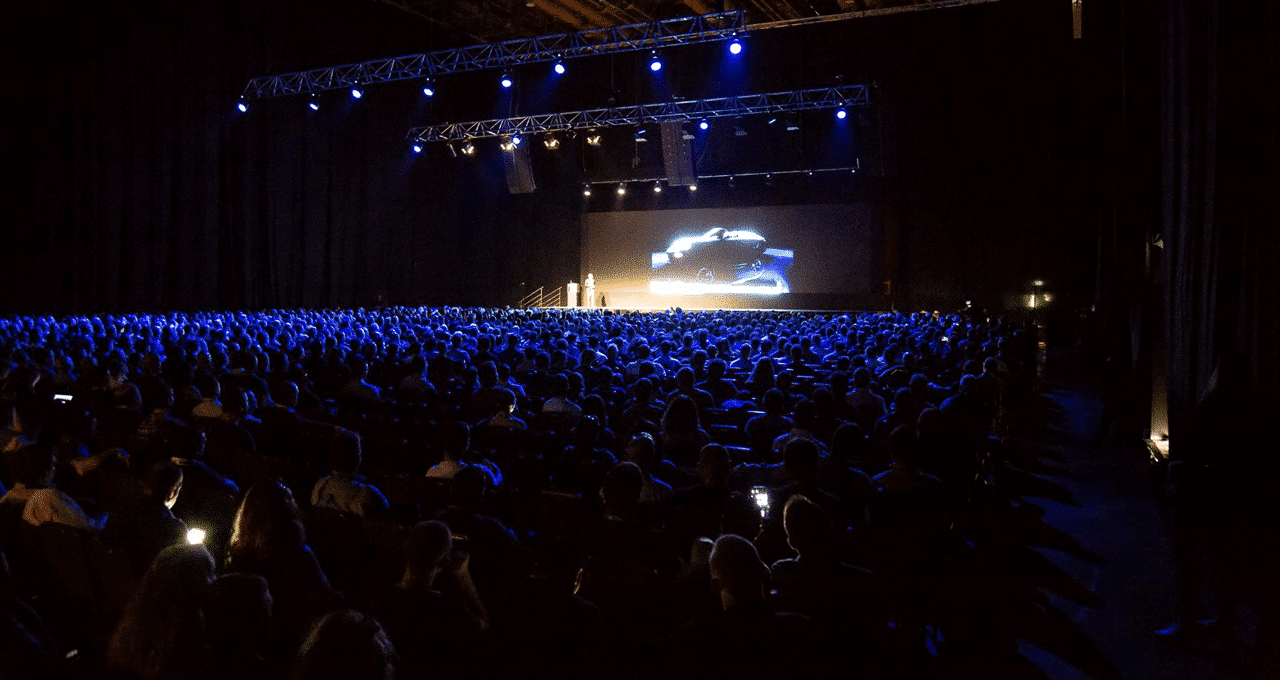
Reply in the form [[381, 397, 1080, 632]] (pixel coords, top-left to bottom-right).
[[785, 115, 800, 131], [681, 123, 696, 140], [583, 185, 592, 196], [767, 117, 777, 125], [186, 527, 206, 545], [512, 133, 523, 146], [422, 79, 436, 97], [617, 183, 627, 195], [699, 119, 709, 130], [728, 176, 736, 188], [654, 181, 662, 193], [765, 174, 774, 187], [553, 60, 566, 75], [836, 107, 847, 120], [586, 133, 602, 146], [351, 87, 363, 99], [236, 98, 247, 113], [729, 38, 743, 55], [649, 51, 663, 72], [308, 100, 319, 112], [635, 128, 648, 142], [460, 140, 476, 155], [500, 73, 514, 88], [412, 143, 423, 153], [544, 136, 560, 150], [689, 184, 697, 192]]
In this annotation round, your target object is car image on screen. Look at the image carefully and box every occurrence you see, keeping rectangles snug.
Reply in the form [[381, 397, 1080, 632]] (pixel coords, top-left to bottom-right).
[[650, 227, 794, 295]]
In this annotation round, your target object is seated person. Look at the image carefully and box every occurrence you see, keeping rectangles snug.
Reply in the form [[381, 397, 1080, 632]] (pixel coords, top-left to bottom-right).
[[0, 444, 102, 531], [434, 466, 520, 601], [426, 421, 501, 487], [664, 534, 827, 676], [623, 432, 673, 509], [769, 495, 880, 645], [101, 460, 188, 579], [371, 521, 487, 675], [310, 429, 390, 518]]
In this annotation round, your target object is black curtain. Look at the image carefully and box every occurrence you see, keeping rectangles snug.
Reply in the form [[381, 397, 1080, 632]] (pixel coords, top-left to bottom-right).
[[1160, 0, 1279, 448]]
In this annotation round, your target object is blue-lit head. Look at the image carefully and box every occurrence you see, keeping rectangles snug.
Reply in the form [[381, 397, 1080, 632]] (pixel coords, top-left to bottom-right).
[[500, 73, 514, 88], [351, 87, 363, 99], [236, 99, 247, 113], [553, 60, 566, 75], [412, 143, 423, 154], [836, 107, 847, 120], [649, 52, 662, 72], [699, 119, 709, 130], [729, 38, 743, 55]]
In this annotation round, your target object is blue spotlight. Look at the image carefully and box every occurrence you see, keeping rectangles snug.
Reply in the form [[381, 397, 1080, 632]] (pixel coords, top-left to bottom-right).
[[729, 38, 743, 55], [350, 87, 363, 99], [699, 119, 709, 130], [308, 94, 319, 111], [422, 79, 435, 97], [412, 143, 423, 154], [649, 52, 663, 72], [512, 134, 523, 146], [553, 60, 566, 75], [500, 73, 514, 88], [836, 107, 847, 120], [236, 100, 247, 113]]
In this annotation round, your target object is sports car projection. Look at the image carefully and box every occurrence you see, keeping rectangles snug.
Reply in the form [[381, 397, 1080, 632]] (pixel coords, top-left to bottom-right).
[[649, 227, 794, 295]]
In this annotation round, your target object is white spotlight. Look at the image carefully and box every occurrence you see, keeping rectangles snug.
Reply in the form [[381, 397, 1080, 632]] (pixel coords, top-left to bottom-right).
[[617, 183, 627, 195], [186, 527, 207, 545], [653, 181, 662, 193]]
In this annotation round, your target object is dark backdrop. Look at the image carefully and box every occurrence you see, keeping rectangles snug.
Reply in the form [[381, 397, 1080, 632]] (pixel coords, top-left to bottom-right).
[[0, 0, 1195, 321]]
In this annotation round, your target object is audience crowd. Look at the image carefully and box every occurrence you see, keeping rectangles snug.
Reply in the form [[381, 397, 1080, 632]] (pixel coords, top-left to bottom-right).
[[0, 305, 1041, 679]]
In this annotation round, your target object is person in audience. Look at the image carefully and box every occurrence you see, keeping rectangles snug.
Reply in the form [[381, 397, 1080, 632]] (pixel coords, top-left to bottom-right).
[[539, 373, 583, 430], [190, 374, 224, 420], [845, 367, 887, 432], [104, 543, 216, 680], [205, 572, 275, 680], [287, 609, 397, 680], [169, 425, 239, 559], [624, 432, 673, 508], [371, 520, 487, 675], [696, 358, 738, 407], [101, 459, 188, 579], [660, 394, 711, 467], [0, 443, 101, 530], [665, 533, 825, 676], [339, 357, 381, 404], [226, 481, 338, 653], [772, 397, 828, 456], [744, 389, 794, 460], [479, 387, 526, 431], [310, 429, 389, 518]]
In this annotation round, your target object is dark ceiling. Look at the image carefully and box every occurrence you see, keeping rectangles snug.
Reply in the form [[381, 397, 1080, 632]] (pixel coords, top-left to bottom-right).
[[374, 0, 955, 44]]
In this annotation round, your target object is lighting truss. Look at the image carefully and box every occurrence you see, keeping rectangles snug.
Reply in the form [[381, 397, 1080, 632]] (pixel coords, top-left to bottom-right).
[[407, 85, 869, 143], [240, 10, 745, 100]]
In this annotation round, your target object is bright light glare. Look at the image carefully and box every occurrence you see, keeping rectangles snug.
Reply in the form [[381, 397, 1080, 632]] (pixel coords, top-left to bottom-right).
[[351, 88, 363, 99], [186, 528, 207, 545], [617, 184, 626, 195], [689, 184, 697, 192], [583, 187, 592, 196], [699, 119, 709, 130], [836, 108, 847, 119], [729, 39, 743, 55], [512, 134, 522, 146], [500, 74, 513, 88], [236, 102, 247, 113], [412, 144, 423, 153], [649, 57, 662, 72], [423, 85, 435, 97], [554, 61, 566, 75], [653, 182, 662, 193], [308, 101, 319, 111]]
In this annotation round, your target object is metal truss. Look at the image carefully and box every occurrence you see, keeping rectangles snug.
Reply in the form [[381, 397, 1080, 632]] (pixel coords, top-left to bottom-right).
[[407, 85, 869, 142], [241, 10, 745, 100]]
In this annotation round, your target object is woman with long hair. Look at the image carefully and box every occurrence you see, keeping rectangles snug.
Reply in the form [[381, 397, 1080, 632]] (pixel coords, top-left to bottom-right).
[[105, 543, 216, 680]]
